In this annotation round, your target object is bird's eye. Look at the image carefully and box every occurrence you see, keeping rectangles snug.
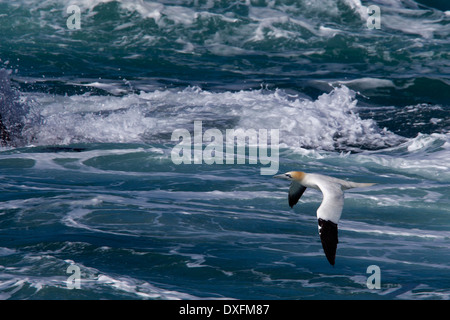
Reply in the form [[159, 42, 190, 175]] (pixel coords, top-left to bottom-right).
[[286, 174, 292, 178]]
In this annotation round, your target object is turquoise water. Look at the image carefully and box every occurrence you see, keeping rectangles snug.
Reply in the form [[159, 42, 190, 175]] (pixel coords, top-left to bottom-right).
[[0, 0, 449, 299]]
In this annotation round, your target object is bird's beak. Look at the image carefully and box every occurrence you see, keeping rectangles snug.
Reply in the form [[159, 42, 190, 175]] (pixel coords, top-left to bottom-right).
[[273, 174, 286, 179]]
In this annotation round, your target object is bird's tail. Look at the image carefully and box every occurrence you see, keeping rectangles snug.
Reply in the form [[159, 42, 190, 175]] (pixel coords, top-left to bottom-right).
[[339, 180, 376, 190]]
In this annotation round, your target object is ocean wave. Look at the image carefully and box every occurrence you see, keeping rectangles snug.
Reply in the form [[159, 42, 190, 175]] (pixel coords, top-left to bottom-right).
[[1, 0, 449, 301], [0, 249, 212, 299], [352, 133, 450, 181], [3, 80, 402, 151], [2, 0, 448, 84]]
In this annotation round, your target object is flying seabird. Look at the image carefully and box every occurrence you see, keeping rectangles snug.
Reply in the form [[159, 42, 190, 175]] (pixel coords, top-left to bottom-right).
[[274, 171, 375, 266]]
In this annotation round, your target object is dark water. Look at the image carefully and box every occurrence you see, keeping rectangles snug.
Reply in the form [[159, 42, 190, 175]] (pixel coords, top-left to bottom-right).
[[0, 0, 449, 299]]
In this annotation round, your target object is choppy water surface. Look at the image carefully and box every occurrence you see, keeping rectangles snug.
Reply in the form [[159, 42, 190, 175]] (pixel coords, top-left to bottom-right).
[[0, 0, 449, 299]]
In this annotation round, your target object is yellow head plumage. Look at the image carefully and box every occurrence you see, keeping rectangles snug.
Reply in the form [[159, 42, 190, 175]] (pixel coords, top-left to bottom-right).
[[273, 171, 306, 181], [287, 171, 306, 181]]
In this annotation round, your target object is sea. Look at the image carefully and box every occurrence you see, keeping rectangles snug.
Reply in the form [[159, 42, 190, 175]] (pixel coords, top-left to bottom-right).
[[0, 0, 449, 300]]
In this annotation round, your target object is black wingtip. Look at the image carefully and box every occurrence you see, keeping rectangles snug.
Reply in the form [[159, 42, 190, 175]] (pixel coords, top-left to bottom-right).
[[318, 218, 338, 266], [288, 183, 306, 208]]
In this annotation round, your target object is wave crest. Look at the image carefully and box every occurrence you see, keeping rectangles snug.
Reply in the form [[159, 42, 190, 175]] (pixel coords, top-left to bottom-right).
[[9, 83, 403, 151]]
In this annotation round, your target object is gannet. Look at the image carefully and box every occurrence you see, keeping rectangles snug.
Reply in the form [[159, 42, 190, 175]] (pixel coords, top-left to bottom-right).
[[274, 171, 375, 266]]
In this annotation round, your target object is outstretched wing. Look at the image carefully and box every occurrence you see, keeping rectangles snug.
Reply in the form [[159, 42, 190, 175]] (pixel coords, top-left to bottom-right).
[[318, 218, 338, 266], [315, 181, 344, 266], [288, 181, 307, 208], [316, 181, 344, 224]]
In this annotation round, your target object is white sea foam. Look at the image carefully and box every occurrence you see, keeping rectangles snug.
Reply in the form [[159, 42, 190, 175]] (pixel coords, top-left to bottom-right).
[[0, 253, 216, 299], [334, 78, 395, 90], [341, 220, 450, 240], [22, 85, 401, 151], [354, 133, 450, 182], [341, 0, 449, 38], [94, 274, 201, 299]]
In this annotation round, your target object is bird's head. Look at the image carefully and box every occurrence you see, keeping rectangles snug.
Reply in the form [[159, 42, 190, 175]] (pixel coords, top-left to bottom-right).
[[273, 171, 306, 182]]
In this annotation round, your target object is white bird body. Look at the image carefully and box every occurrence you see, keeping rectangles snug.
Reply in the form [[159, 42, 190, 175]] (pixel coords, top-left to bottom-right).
[[274, 171, 375, 265], [301, 173, 374, 223]]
